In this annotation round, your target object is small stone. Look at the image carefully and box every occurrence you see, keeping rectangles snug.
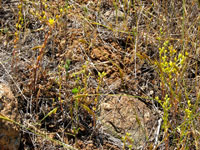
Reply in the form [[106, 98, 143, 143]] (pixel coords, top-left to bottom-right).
[[0, 83, 21, 150], [101, 103, 112, 111]]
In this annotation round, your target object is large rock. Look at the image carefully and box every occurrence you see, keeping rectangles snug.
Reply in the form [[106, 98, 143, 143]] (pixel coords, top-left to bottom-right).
[[0, 83, 21, 150], [100, 95, 157, 149]]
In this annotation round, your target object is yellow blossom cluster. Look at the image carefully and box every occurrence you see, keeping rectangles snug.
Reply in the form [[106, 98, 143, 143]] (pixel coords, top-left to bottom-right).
[[157, 41, 188, 79]]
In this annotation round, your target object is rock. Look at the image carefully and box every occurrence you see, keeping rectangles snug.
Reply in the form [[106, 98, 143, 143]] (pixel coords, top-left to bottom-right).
[[100, 95, 157, 149], [0, 83, 21, 150], [101, 103, 112, 111], [104, 10, 125, 22]]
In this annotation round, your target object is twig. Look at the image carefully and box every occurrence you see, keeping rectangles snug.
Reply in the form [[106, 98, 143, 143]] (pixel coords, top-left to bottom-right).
[[132, 4, 144, 78], [154, 118, 162, 148]]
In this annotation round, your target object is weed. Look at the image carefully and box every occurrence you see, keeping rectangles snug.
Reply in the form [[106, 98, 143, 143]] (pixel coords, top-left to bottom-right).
[[121, 132, 134, 150]]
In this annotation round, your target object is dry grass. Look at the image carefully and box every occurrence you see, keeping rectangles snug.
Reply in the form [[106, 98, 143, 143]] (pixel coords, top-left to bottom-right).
[[0, 0, 199, 149]]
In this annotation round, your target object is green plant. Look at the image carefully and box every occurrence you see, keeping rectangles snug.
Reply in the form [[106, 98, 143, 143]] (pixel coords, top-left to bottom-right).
[[155, 95, 171, 149], [121, 132, 134, 150], [12, 1, 24, 71], [70, 63, 106, 138]]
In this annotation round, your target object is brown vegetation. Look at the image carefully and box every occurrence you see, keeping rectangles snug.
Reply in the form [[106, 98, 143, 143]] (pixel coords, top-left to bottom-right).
[[0, 0, 199, 149]]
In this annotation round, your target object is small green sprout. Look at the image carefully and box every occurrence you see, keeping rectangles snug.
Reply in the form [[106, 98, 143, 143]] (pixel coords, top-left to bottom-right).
[[64, 59, 71, 72], [72, 88, 79, 94]]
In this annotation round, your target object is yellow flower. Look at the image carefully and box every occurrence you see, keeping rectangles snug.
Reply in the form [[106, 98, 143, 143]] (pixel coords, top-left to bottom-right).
[[18, 24, 22, 29], [59, 8, 63, 13], [56, 15, 59, 19], [48, 18, 55, 26]]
